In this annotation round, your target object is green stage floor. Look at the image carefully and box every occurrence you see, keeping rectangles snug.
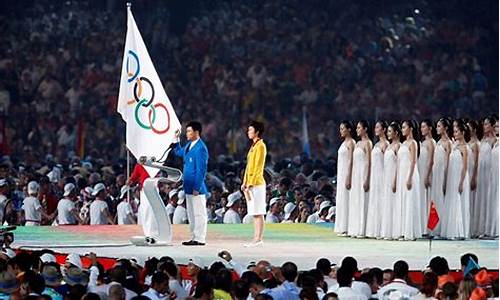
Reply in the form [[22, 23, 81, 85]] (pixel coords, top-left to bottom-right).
[[11, 224, 499, 270]]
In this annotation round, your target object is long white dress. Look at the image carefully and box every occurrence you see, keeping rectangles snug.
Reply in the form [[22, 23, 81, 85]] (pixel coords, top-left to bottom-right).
[[398, 140, 422, 240], [335, 141, 351, 234], [430, 141, 448, 236], [467, 141, 479, 235], [380, 145, 398, 239], [442, 146, 470, 239], [485, 141, 498, 237], [348, 145, 369, 237], [366, 142, 387, 238], [418, 140, 435, 234], [473, 140, 492, 236]]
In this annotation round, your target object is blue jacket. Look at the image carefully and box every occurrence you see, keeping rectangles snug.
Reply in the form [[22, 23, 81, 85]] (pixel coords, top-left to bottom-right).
[[173, 139, 208, 195]]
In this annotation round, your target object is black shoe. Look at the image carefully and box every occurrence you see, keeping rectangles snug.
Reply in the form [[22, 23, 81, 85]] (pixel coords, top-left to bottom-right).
[[182, 240, 205, 246]]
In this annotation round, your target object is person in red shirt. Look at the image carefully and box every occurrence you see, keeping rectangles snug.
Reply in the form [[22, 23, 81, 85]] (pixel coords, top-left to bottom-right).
[[127, 163, 160, 240], [38, 176, 58, 224], [128, 163, 150, 190]]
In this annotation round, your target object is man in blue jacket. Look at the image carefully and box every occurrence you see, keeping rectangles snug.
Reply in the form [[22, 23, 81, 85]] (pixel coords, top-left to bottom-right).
[[173, 121, 209, 246]]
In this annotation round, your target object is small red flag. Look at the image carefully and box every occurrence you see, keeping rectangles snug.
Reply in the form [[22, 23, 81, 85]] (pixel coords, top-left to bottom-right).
[[427, 201, 440, 231]]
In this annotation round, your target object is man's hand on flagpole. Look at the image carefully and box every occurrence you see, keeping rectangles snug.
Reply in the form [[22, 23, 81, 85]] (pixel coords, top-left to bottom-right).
[[174, 129, 181, 143]]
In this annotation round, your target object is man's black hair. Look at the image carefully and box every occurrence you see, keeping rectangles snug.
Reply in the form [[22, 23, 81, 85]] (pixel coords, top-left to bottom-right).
[[281, 262, 298, 282], [187, 121, 202, 135]]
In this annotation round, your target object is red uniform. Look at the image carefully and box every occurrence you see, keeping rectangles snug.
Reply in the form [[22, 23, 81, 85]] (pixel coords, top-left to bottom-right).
[[129, 164, 150, 190]]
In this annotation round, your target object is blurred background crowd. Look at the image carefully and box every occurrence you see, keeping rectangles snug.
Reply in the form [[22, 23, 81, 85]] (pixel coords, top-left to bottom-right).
[[0, 0, 497, 227]]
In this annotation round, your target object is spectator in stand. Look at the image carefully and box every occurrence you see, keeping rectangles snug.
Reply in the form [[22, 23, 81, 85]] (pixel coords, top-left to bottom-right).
[[378, 261, 419, 300], [172, 191, 188, 225], [141, 272, 172, 300], [334, 266, 367, 300], [22, 181, 50, 226], [116, 186, 136, 225], [89, 183, 114, 225], [223, 191, 242, 224], [265, 198, 281, 223], [55, 183, 82, 225], [411, 271, 438, 300]]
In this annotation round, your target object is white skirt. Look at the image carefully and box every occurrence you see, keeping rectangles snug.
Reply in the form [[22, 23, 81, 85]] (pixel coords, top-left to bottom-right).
[[246, 184, 266, 216]]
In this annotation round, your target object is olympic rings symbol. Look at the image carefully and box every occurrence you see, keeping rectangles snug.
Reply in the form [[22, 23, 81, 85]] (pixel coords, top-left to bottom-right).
[[127, 50, 140, 82], [126, 50, 171, 135]]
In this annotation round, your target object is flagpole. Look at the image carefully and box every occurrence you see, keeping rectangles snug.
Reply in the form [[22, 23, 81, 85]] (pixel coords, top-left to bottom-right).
[[125, 1, 131, 203], [127, 148, 130, 201]]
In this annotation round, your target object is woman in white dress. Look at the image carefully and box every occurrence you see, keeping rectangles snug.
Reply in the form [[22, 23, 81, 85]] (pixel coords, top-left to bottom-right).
[[442, 120, 470, 239], [419, 120, 436, 235], [473, 115, 497, 237], [485, 119, 499, 238], [398, 120, 422, 240], [348, 120, 372, 238], [334, 121, 356, 236], [366, 121, 389, 238], [430, 118, 452, 237], [467, 119, 481, 236], [380, 122, 401, 240]]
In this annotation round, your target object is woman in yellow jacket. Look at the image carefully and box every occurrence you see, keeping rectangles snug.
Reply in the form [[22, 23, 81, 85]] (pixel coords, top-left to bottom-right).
[[242, 120, 267, 247]]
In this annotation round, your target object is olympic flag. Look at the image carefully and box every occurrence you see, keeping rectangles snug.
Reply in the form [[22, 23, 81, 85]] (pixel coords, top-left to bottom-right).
[[117, 4, 181, 177]]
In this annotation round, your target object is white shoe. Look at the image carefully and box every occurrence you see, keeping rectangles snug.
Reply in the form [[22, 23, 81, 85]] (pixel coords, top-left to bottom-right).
[[244, 240, 264, 247]]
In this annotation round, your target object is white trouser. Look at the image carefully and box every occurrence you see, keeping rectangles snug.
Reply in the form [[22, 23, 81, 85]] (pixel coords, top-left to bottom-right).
[[139, 190, 160, 238], [186, 194, 207, 243]]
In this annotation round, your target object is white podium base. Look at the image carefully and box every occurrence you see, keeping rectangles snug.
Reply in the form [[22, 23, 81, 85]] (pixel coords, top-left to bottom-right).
[[130, 235, 173, 247]]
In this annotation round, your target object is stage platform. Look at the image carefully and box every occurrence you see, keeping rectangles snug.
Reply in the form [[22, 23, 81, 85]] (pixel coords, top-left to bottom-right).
[[11, 224, 499, 271]]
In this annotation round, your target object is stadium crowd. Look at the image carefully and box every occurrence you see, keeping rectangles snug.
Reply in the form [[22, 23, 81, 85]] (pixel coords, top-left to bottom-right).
[[0, 246, 497, 300], [0, 0, 497, 227], [0, 0, 497, 162]]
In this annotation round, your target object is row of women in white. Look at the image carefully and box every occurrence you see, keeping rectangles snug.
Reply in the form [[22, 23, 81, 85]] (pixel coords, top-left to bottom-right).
[[334, 116, 499, 240]]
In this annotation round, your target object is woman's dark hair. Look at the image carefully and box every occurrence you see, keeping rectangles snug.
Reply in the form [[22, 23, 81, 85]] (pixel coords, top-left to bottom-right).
[[437, 117, 452, 138], [249, 120, 265, 137], [357, 120, 371, 140], [209, 261, 226, 277], [232, 280, 250, 300], [340, 120, 354, 138], [194, 269, 215, 298], [421, 119, 437, 141], [376, 120, 388, 139], [322, 292, 338, 300], [369, 267, 384, 286], [187, 121, 203, 134], [160, 261, 178, 278], [403, 120, 420, 156], [388, 121, 402, 143], [467, 119, 483, 140], [299, 286, 320, 300], [428, 256, 450, 276], [455, 119, 471, 142], [483, 114, 498, 126], [442, 282, 458, 299], [297, 272, 316, 288], [420, 272, 438, 297], [144, 258, 159, 275], [316, 258, 332, 276], [215, 268, 233, 293]]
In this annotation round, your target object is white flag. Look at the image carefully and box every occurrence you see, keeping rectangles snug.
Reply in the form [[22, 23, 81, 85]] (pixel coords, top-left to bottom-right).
[[117, 5, 181, 177]]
